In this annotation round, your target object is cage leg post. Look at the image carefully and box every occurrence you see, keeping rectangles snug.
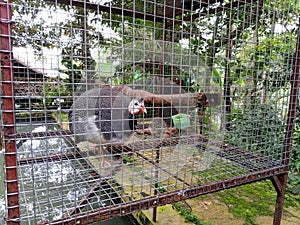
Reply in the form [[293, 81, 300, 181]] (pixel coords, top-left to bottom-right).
[[272, 16, 300, 225], [270, 173, 288, 225], [152, 205, 157, 223]]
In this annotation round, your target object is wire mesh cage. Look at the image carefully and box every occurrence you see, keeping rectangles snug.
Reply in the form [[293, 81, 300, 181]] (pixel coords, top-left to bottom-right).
[[0, 0, 299, 225]]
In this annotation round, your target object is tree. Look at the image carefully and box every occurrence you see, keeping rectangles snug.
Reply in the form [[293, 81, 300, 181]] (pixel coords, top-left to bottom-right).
[[12, 0, 105, 97]]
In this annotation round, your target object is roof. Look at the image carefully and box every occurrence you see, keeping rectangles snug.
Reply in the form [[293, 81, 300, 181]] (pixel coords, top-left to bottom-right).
[[13, 47, 68, 79], [11, 47, 69, 99]]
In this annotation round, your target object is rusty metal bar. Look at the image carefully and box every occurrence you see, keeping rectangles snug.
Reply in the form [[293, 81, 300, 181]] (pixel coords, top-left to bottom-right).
[[10, 130, 73, 140], [282, 18, 300, 166], [0, 0, 20, 224], [17, 151, 85, 166], [14, 131, 282, 169], [272, 173, 289, 225], [272, 17, 300, 225], [62, 178, 109, 218], [37, 166, 287, 225], [16, 131, 282, 172]]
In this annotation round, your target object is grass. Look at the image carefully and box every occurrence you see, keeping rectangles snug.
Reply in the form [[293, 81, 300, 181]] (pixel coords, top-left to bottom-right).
[[208, 180, 300, 225], [172, 201, 212, 225], [218, 182, 275, 224], [171, 180, 300, 225], [191, 161, 249, 185]]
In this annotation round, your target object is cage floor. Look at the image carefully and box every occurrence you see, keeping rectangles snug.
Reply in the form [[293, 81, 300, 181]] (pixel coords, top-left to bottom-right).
[[14, 123, 286, 224]]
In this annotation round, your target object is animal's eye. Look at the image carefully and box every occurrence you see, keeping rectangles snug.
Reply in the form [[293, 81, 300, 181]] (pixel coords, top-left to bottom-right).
[[134, 102, 139, 106]]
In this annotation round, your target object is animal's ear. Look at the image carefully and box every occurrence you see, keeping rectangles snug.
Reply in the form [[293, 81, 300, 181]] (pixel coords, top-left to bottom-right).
[[139, 98, 144, 103]]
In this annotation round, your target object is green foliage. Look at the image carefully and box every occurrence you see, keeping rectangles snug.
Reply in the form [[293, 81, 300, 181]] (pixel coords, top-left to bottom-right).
[[216, 180, 300, 224], [157, 186, 167, 193], [60, 58, 82, 91], [43, 59, 81, 108], [288, 173, 300, 195], [150, 181, 167, 193], [218, 181, 277, 225], [108, 38, 202, 93], [121, 154, 134, 164], [250, 34, 296, 91], [111, 61, 198, 93], [228, 103, 285, 158], [173, 202, 212, 225], [13, 0, 97, 89], [111, 63, 147, 85], [12, 1, 57, 50], [101, 1, 164, 41], [43, 78, 71, 108], [288, 104, 300, 194]]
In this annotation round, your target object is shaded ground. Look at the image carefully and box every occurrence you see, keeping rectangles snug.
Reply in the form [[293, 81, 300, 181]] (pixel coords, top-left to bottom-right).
[[141, 180, 300, 225], [143, 200, 245, 225]]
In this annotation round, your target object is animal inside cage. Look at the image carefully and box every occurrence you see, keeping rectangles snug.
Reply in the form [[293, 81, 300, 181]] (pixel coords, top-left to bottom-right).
[[0, 0, 299, 225]]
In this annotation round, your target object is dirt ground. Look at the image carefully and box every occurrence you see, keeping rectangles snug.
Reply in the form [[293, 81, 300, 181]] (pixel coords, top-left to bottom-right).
[[141, 195, 300, 225]]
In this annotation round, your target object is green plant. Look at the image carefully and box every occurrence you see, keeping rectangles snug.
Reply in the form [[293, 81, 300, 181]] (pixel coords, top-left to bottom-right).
[[288, 105, 300, 194], [288, 173, 300, 195], [43, 78, 72, 108], [219, 181, 276, 225], [172, 202, 212, 225], [43, 58, 82, 108], [227, 103, 285, 159], [121, 154, 134, 164], [60, 58, 82, 92], [216, 180, 300, 224]]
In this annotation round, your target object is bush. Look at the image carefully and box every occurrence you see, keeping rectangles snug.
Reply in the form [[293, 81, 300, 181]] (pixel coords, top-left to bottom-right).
[[227, 103, 285, 159]]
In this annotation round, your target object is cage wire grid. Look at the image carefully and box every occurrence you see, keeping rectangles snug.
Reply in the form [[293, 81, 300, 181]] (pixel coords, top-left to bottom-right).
[[0, 0, 299, 225]]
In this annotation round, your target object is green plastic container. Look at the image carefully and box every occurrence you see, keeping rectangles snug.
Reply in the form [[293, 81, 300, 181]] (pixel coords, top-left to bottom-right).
[[172, 113, 191, 129]]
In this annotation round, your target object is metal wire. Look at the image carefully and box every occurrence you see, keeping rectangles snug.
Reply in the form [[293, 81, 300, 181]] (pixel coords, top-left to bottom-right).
[[0, 0, 299, 224]]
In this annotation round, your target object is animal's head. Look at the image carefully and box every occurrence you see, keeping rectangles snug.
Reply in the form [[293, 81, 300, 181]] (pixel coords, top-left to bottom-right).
[[128, 98, 147, 115]]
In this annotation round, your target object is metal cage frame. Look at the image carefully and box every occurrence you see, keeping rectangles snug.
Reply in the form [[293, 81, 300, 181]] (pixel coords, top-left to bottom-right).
[[1, 0, 300, 225]]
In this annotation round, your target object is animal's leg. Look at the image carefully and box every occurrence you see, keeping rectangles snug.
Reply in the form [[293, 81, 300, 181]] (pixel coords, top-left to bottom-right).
[[95, 144, 105, 166]]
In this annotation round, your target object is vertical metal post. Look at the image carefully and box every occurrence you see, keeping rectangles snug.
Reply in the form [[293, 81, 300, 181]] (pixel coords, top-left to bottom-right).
[[0, 0, 20, 224], [271, 173, 288, 225], [272, 18, 300, 225], [281, 20, 300, 167]]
